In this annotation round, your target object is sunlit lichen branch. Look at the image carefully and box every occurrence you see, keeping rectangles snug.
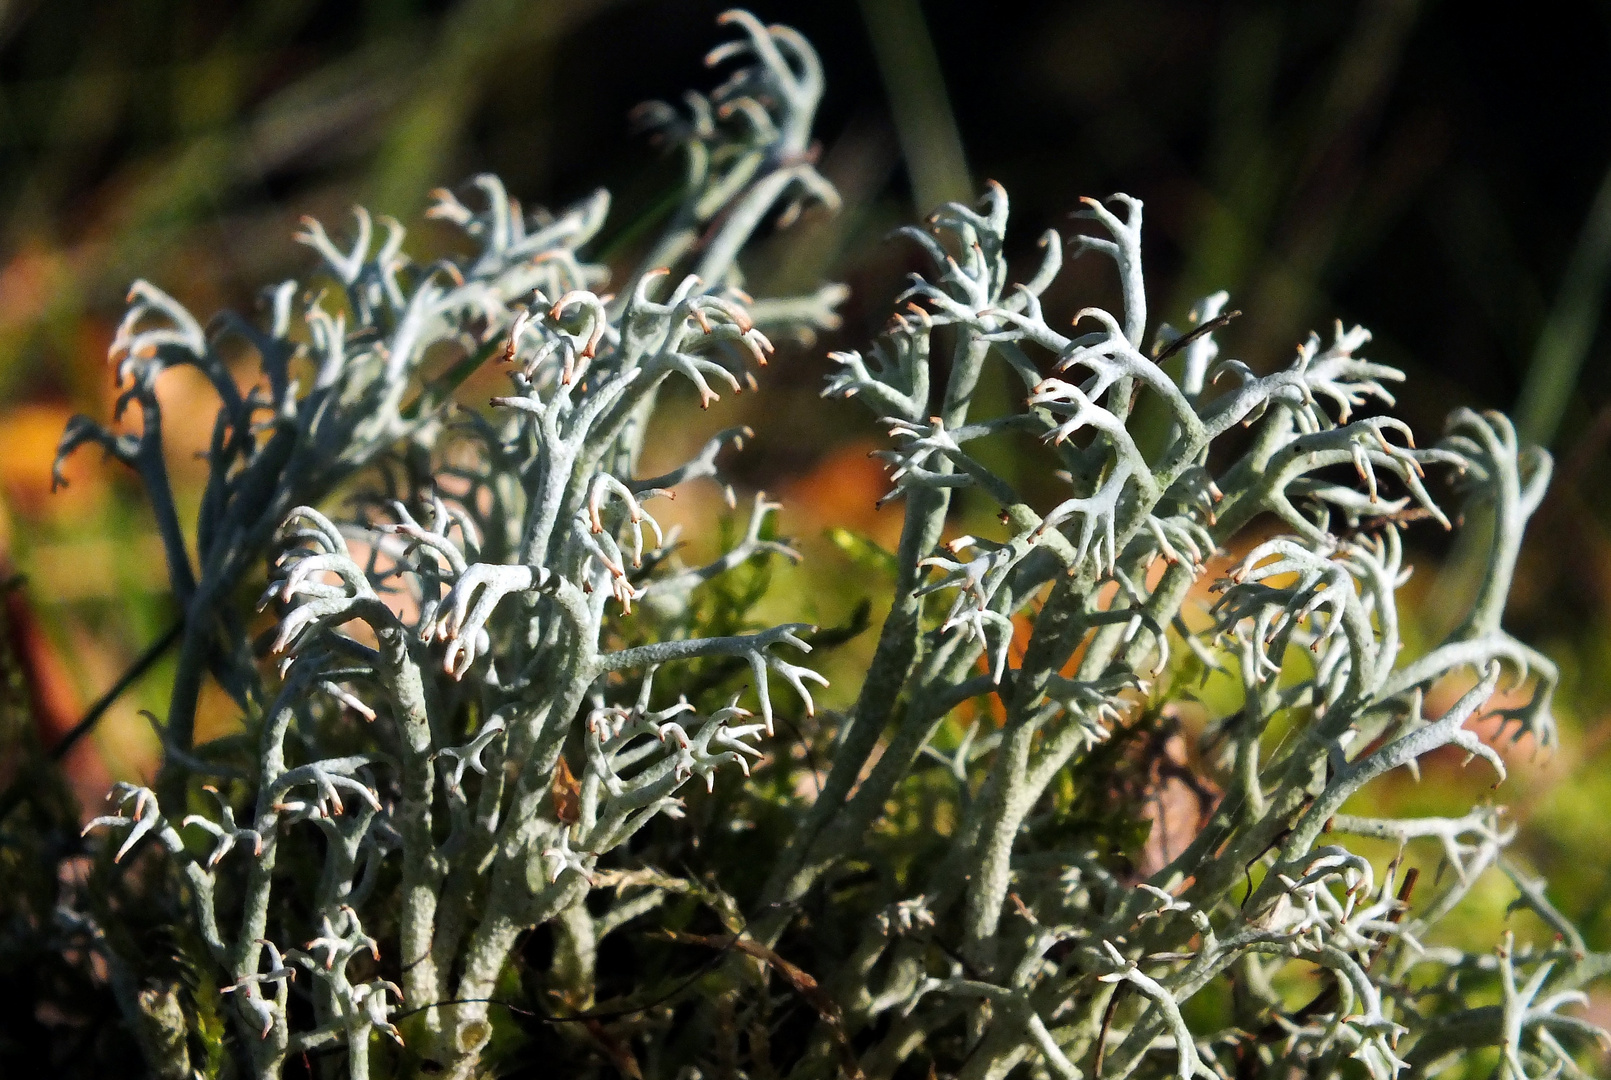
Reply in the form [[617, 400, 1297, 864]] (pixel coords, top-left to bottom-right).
[[62, 10, 1605, 1080]]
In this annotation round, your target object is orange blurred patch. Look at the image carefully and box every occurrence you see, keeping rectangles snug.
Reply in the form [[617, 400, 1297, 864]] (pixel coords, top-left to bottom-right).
[[779, 439, 901, 547], [193, 676, 245, 745], [960, 577, 1146, 726], [0, 573, 111, 815], [153, 364, 227, 481], [965, 612, 1035, 726], [0, 402, 108, 521], [1419, 671, 1556, 787], [0, 243, 69, 331], [78, 318, 118, 415], [1137, 731, 1220, 878], [1584, 993, 1611, 1061]]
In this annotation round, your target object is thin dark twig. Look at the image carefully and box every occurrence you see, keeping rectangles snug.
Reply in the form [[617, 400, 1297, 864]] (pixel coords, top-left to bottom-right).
[[0, 618, 183, 825], [390, 933, 738, 1024], [1364, 866, 1419, 974], [774, 712, 823, 799], [1153, 309, 1242, 364], [51, 620, 185, 763], [1093, 982, 1125, 1078], [1238, 801, 1312, 910]]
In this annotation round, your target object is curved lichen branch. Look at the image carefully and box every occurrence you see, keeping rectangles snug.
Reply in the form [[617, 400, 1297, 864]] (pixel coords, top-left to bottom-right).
[[595, 623, 826, 734], [1375, 409, 1560, 743]]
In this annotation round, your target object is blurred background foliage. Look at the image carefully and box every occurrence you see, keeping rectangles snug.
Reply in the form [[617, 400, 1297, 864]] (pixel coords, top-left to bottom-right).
[[4, 0, 1611, 1057]]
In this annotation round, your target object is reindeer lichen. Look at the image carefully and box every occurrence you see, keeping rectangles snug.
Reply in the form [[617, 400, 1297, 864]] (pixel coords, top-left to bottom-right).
[[57, 11, 1606, 1080]]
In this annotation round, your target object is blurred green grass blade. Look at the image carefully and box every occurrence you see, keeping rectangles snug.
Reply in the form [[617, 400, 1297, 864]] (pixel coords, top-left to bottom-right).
[[1516, 157, 1611, 448], [857, 0, 971, 213], [369, 0, 622, 217]]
